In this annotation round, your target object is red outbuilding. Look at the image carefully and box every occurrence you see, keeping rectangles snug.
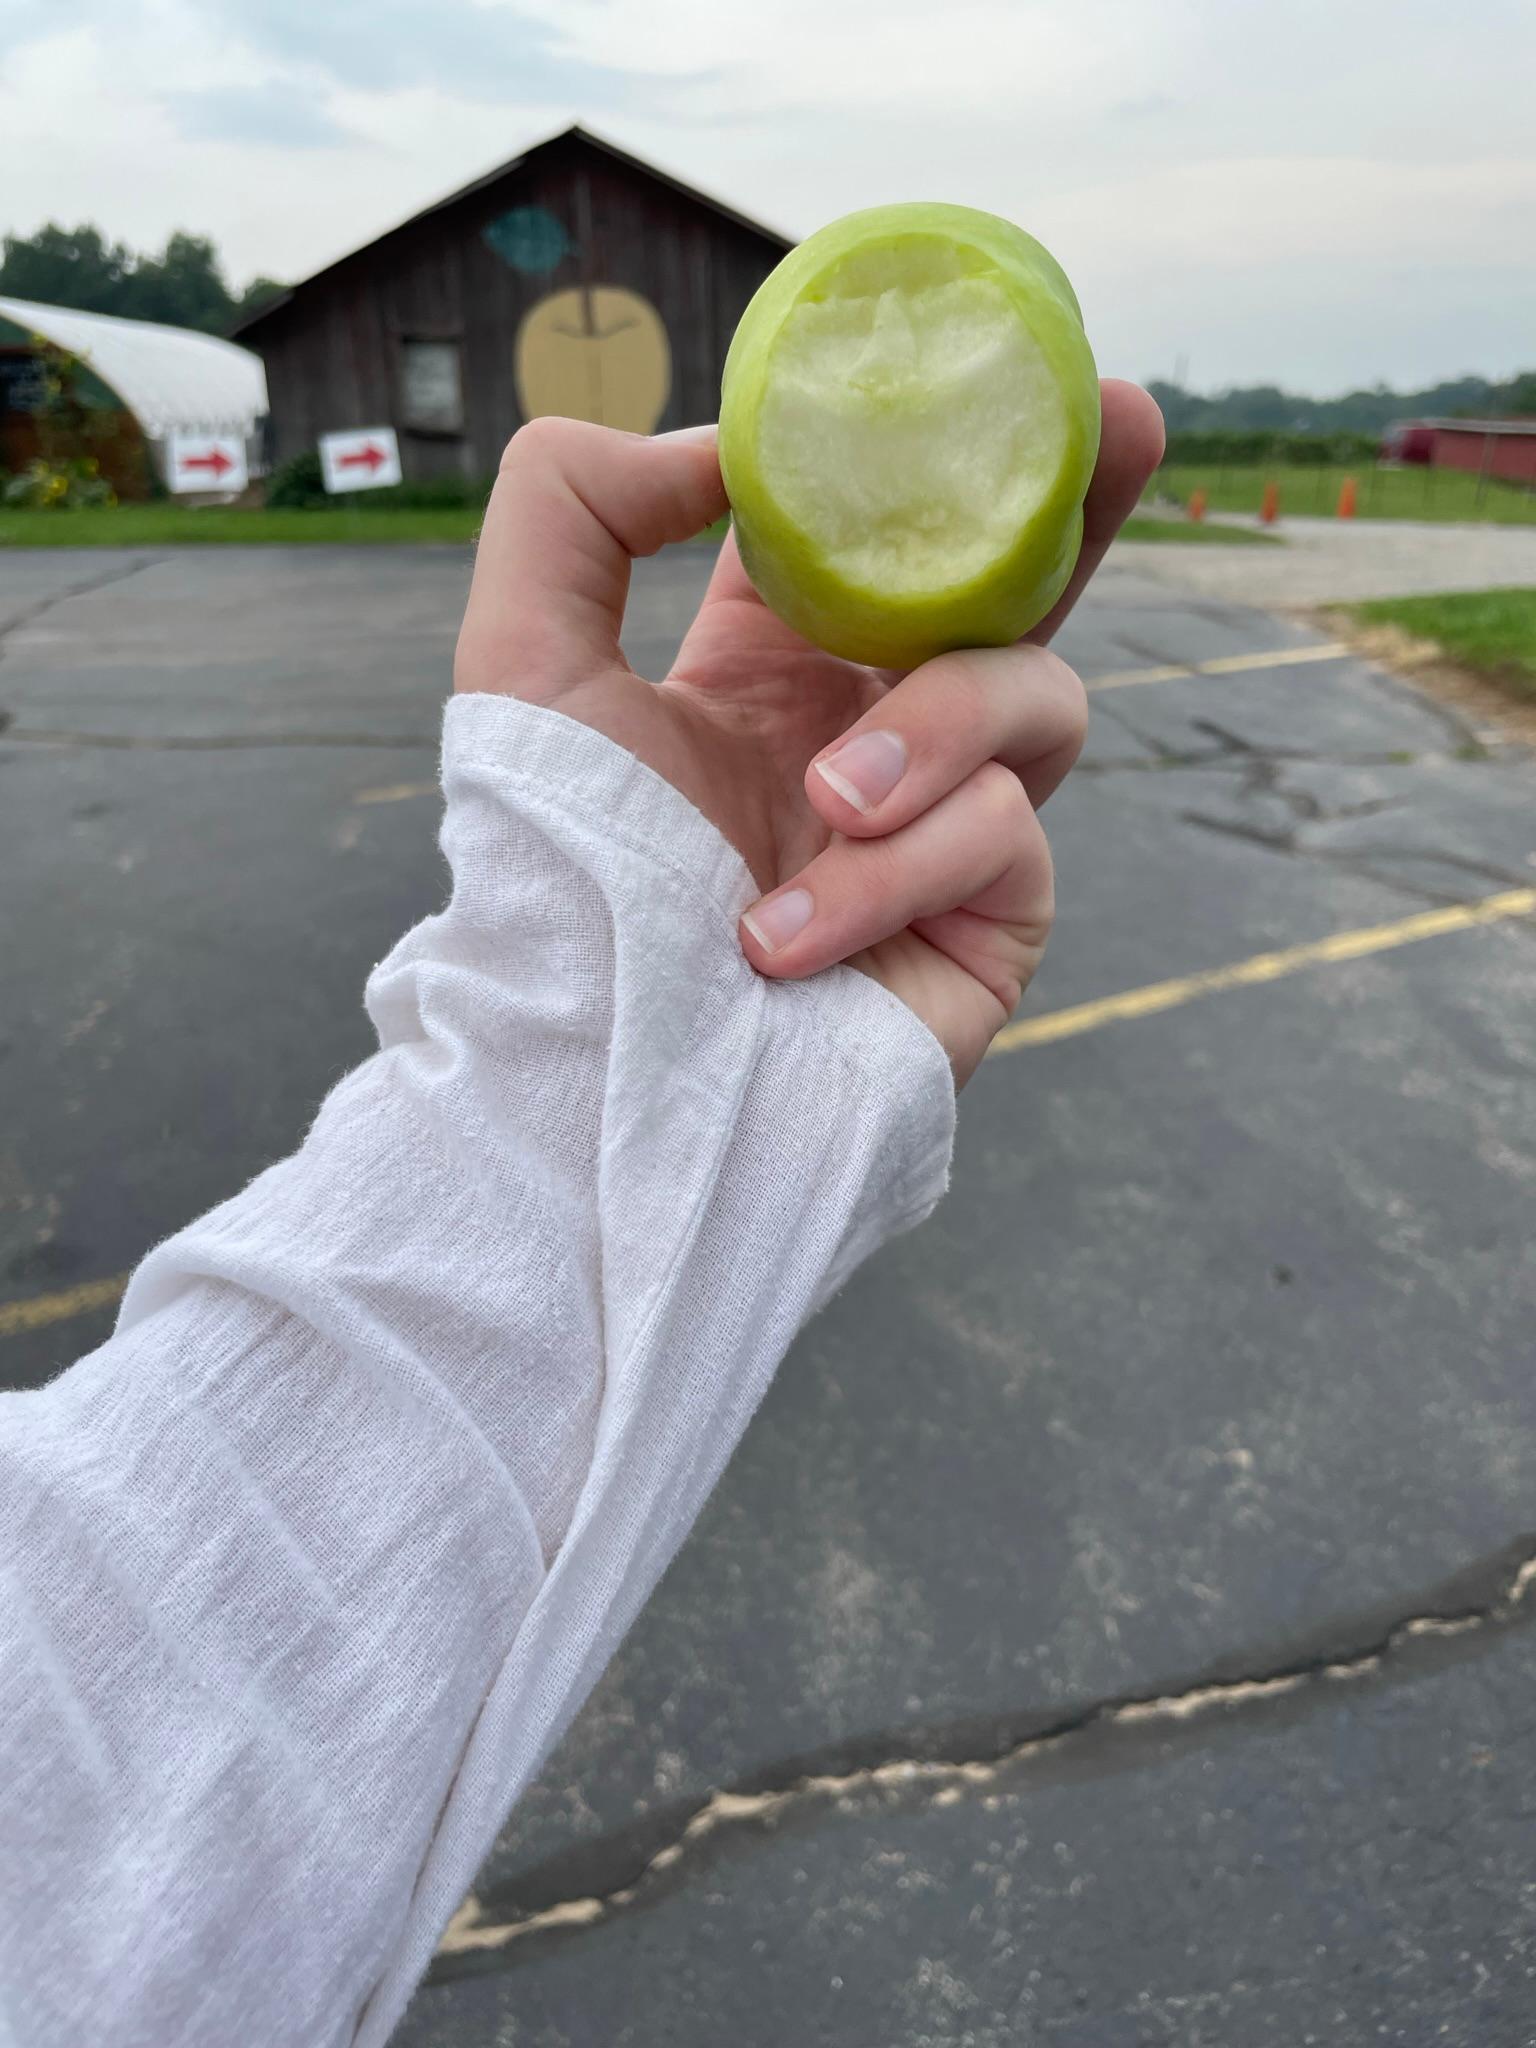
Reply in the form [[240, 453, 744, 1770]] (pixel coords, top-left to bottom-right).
[[1381, 416, 1536, 485]]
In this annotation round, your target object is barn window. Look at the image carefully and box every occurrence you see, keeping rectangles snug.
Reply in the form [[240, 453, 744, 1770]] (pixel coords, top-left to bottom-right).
[[399, 339, 464, 434]]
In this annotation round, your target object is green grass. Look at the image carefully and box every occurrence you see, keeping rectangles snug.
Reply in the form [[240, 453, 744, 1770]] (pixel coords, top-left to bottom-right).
[[1149, 463, 1536, 526], [1346, 588, 1536, 701], [1118, 513, 1280, 546]]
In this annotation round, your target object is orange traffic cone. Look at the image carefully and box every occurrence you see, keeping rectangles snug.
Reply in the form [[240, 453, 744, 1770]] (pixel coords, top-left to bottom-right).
[[1260, 481, 1280, 525], [1336, 476, 1358, 519], [1188, 487, 1207, 523]]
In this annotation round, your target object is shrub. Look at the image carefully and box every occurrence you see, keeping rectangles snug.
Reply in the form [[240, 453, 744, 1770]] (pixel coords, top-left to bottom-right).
[[264, 449, 325, 508], [368, 474, 495, 511], [2, 456, 115, 508], [263, 451, 493, 512], [1162, 429, 1382, 468]]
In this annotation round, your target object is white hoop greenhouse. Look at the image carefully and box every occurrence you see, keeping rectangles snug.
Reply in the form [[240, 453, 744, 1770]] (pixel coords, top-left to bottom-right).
[[0, 295, 269, 477]]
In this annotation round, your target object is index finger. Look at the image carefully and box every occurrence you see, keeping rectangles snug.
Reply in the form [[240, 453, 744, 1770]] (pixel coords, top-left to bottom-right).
[[1029, 379, 1166, 646], [455, 418, 726, 703]]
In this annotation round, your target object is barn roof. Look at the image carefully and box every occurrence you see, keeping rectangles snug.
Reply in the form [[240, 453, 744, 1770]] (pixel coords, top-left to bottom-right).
[[0, 295, 268, 438], [232, 122, 794, 337], [1416, 416, 1536, 438]]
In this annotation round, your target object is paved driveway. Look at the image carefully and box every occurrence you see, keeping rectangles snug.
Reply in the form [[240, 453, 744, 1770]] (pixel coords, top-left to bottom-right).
[[3, 540, 1535, 2045], [1132, 512, 1536, 606]]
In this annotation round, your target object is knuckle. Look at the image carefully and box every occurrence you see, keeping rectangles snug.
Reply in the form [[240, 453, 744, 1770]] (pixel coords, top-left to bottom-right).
[[923, 652, 992, 734], [499, 419, 544, 470], [974, 756, 1033, 824], [1039, 647, 1089, 732], [853, 827, 908, 894], [499, 414, 579, 472]]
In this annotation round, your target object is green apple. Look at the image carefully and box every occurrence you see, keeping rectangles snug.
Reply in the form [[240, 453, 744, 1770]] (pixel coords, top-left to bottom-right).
[[718, 202, 1100, 669]]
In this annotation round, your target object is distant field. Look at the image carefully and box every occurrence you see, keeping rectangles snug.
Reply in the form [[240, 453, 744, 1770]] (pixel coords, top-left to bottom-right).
[[1347, 588, 1536, 701], [1149, 463, 1536, 526]]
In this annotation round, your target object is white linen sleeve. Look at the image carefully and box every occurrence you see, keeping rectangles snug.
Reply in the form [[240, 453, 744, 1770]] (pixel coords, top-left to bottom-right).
[[0, 692, 955, 2048]]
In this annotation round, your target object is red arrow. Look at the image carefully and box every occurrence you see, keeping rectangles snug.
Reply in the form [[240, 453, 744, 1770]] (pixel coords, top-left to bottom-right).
[[182, 447, 233, 477], [338, 442, 386, 473]]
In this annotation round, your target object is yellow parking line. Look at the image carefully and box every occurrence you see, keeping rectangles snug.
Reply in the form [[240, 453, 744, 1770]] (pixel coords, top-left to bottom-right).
[[0, 1272, 129, 1341], [353, 780, 440, 806], [1088, 641, 1348, 692], [8, 890, 1530, 1338], [1196, 643, 1348, 676], [1088, 662, 1190, 689], [990, 888, 1536, 1056]]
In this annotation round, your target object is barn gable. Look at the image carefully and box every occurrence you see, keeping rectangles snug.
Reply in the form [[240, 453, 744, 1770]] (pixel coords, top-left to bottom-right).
[[238, 125, 793, 479]]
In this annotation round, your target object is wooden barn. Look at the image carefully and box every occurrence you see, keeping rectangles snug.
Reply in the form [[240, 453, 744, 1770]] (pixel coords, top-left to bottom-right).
[[235, 125, 793, 480], [1381, 417, 1536, 489]]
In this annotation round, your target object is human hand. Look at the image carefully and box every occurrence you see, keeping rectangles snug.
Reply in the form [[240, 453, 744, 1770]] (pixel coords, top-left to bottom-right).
[[454, 384, 1164, 1085]]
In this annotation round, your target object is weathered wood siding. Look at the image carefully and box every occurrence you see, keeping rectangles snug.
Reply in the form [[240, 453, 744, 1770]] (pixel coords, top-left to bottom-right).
[[247, 134, 786, 479]]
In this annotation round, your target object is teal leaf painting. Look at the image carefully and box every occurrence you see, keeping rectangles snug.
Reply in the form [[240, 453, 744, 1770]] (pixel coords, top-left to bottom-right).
[[483, 207, 573, 276]]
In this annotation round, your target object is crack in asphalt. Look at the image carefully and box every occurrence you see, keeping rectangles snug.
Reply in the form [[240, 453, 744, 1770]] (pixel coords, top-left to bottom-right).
[[1084, 695, 1184, 760], [1178, 808, 1536, 917], [1081, 709, 1535, 921], [1083, 672, 1524, 781], [0, 558, 165, 739], [1076, 743, 1477, 778], [1180, 808, 1525, 879], [1100, 631, 1191, 671], [0, 556, 160, 685], [433, 1538, 1536, 1975], [1185, 717, 1423, 818], [1347, 651, 1500, 755]]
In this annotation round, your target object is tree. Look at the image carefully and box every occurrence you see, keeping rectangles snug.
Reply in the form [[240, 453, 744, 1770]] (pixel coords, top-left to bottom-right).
[[0, 222, 283, 335], [118, 232, 233, 332], [0, 224, 133, 316], [235, 276, 286, 324], [1142, 367, 1536, 435], [1144, 379, 1203, 433]]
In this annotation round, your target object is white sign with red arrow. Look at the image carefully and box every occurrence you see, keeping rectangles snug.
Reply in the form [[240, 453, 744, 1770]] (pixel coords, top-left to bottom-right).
[[166, 433, 249, 494], [319, 427, 402, 494]]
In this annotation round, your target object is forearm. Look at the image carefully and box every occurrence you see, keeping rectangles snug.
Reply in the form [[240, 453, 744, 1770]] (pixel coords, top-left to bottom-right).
[[0, 695, 953, 2046]]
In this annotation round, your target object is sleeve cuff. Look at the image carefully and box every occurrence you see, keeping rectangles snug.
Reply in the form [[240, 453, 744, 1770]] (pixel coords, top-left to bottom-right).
[[442, 690, 957, 1226]]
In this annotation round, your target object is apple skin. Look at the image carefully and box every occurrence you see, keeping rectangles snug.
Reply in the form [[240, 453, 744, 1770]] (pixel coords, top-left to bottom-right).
[[718, 202, 1101, 670]]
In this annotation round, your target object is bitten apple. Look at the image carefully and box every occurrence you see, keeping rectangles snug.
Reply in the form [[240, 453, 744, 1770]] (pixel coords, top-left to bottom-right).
[[718, 203, 1100, 669]]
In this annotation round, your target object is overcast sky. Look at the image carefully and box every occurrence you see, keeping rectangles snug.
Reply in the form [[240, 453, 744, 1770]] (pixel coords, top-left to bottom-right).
[[1, 0, 1532, 394]]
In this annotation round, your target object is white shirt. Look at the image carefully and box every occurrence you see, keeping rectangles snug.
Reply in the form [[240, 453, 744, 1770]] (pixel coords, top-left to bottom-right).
[[0, 693, 956, 2046]]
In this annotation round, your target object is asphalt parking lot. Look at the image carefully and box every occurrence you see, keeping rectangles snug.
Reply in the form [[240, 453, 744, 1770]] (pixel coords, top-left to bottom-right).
[[4, 538, 1536, 2045]]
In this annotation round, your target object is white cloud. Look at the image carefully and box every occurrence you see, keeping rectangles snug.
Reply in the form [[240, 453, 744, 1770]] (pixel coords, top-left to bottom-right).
[[542, 0, 1147, 110], [2, 0, 1533, 391]]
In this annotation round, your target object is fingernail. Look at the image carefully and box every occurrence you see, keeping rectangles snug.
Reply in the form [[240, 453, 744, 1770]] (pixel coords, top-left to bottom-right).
[[741, 887, 814, 954], [814, 729, 907, 813], [654, 423, 718, 443]]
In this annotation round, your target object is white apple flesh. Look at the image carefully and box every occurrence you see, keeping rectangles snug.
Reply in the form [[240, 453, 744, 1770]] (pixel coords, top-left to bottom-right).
[[718, 204, 1100, 669]]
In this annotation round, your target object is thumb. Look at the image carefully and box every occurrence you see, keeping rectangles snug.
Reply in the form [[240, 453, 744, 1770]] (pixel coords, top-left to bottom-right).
[[455, 418, 725, 702]]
